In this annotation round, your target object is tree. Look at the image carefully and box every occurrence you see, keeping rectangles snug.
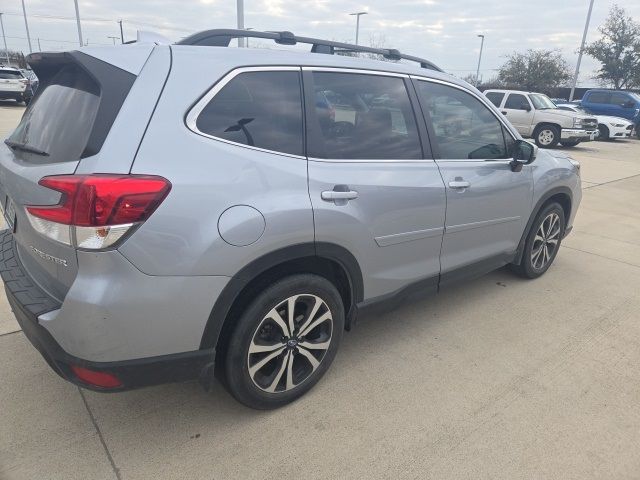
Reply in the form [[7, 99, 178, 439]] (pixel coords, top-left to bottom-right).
[[497, 49, 571, 92], [584, 5, 640, 89]]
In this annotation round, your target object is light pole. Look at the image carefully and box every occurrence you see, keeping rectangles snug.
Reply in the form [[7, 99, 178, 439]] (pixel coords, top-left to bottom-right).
[[237, 0, 245, 48], [475, 34, 485, 87], [569, 0, 595, 101], [350, 12, 367, 46], [0, 13, 10, 65], [118, 20, 124, 44], [73, 0, 84, 47], [21, 0, 33, 53]]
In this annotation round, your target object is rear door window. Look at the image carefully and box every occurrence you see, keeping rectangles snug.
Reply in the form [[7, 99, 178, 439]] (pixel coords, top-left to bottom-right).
[[194, 71, 304, 156], [504, 93, 530, 110], [307, 72, 422, 160], [485, 92, 505, 107], [610, 92, 631, 106], [8, 65, 100, 163]]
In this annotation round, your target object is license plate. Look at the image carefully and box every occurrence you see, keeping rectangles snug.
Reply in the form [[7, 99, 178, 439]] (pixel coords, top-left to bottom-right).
[[2, 197, 16, 231]]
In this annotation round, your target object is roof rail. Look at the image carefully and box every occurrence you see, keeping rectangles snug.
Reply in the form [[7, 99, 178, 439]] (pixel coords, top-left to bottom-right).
[[175, 29, 442, 72]]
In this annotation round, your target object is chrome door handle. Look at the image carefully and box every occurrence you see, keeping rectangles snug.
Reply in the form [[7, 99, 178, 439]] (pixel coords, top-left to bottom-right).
[[448, 180, 470, 189], [321, 190, 358, 201]]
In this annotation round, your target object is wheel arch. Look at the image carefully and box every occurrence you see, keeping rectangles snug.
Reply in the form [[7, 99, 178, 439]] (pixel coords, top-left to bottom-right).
[[513, 187, 572, 265], [199, 243, 364, 353], [533, 122, 562, 136]]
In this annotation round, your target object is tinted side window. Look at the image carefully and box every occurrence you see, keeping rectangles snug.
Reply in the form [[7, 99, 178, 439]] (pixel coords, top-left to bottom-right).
[[504, 93, 530, 110], [416, 81, 512, 160], [485, 92, 505, 107], [196, 71, 303, 156], [308, 72, 421, 160], [610, 93, 630, 106], [587, 92, 610, 104]]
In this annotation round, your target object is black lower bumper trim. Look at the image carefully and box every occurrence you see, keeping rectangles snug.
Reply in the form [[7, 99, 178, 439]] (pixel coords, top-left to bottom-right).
[[0, 230, 213, 392]]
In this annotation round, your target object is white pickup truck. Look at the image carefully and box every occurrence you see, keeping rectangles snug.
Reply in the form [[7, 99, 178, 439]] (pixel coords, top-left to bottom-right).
[[484, 89, 598, 148]]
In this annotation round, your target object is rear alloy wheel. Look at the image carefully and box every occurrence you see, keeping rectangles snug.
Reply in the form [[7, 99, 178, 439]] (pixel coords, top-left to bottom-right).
[[535, 125, 560, 148], [510, 202, 565, 279], [596, 124, 609, 141], [224, 274, 344, 409]]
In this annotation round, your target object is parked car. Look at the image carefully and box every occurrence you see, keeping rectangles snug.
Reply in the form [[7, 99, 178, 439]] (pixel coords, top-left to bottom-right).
[[20, 69, 39, 101], [484, 89, 598, 148], [0, 66, 30, 104], [556, 103, 634, 140], [0, 31, 581, 409], [579, 89, 640, 139]]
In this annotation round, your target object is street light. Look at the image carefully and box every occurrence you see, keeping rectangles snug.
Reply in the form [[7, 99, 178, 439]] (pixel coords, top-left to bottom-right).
[[349, 12, 367, 46], [21, 0, 32, 53], [0, 13, 10, 65], [569, 0, 595, 101], [237, 0, 245, 48], [475, 34, 485, 87]]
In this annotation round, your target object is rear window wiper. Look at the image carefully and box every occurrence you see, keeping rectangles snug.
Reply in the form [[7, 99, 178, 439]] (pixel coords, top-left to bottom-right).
[[4, 139, 50, 156]]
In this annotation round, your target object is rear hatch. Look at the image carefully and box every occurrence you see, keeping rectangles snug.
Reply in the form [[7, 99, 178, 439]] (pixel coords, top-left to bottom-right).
[[0, 68, 27, 93], [0, 51, 136, 302]]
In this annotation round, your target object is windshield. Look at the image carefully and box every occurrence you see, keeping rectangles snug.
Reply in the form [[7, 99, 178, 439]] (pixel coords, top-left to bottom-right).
[[528, 93, 556, 110]]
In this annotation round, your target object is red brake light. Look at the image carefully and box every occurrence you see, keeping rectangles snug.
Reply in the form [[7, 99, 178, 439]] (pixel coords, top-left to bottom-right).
[[27, 175, 171, 227], [71, 365, 123, 388]]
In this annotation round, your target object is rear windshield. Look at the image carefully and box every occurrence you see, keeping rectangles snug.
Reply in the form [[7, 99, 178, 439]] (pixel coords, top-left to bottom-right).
[[0, 70, 23, 79], [8, 65, 100, 164]]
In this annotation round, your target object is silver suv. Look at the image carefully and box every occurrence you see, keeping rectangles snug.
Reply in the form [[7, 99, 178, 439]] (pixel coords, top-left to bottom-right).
[[0, 30, 581, 409]]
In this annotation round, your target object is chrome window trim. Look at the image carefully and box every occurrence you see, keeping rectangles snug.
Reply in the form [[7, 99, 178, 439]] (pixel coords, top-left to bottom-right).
[[409, 75, 521, 159], [185, 66, 306, 160], [302, 66, 408, 78]]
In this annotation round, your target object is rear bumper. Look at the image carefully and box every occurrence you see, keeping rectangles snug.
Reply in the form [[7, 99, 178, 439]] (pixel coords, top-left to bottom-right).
[[0, 230, 213, 392]]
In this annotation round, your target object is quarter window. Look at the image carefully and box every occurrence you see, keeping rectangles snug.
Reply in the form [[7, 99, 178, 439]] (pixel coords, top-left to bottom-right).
[[504, 93, 530, 110], [195, 71, 304, 156], [416, 81, 514, 160], [308, 72, 422, 160]]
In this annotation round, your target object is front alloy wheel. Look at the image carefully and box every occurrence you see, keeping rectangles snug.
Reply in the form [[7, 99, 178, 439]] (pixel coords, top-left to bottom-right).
[[530, 212, 561, 271], [510, 202, 565, 279], [535, 125, 560, 148], [224, 274, 344, 409]]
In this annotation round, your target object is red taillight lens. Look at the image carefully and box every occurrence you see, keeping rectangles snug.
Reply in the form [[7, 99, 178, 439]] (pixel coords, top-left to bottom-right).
[[27, 175, 171, 226], [71, 365, 123, 388]]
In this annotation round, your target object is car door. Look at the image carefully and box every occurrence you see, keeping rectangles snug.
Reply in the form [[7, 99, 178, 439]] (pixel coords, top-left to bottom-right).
[[501, 93, 534, 136], [412, 78, 533, 284], [609, 92, 634, 120], [304, 69, 446, 300]]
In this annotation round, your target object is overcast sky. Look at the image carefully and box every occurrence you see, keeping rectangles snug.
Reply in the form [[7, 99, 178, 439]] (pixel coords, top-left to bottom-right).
[[2, 0, 639, 86]]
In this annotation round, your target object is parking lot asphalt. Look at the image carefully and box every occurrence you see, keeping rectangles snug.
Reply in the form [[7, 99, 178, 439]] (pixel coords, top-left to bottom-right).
[[1, 100, 640, 479]]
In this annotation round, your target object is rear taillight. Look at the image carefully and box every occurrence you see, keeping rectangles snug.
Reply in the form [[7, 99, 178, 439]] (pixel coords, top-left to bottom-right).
[[25, 174, 171, 250]]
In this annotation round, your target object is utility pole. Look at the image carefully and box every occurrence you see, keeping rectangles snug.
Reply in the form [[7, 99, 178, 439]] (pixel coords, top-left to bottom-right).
[[73, 0, 84, 47], [118, 20, 124, 44], [569, 0, 595, 101], [237, 0, 245, 48], [37, 37, 41, 51], [0, 13, 10, 65], [350, 12, 367, 45], [107, 36, 119, 45], [475, 34, 485, 87], [21, 0, 33, 53]]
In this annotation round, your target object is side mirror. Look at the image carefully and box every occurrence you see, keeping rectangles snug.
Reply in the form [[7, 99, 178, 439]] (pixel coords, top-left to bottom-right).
[[522, 103, 532, 112], [510, 140, 537, 172]]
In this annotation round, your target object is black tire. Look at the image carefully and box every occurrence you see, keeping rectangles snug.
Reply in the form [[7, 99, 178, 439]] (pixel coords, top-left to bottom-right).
[[224, 274, 344, 409], [596, 124, 609, 141], [534, 125, 560, 148], [560, 140, 580, 147], [510, 202, 565, 279]]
